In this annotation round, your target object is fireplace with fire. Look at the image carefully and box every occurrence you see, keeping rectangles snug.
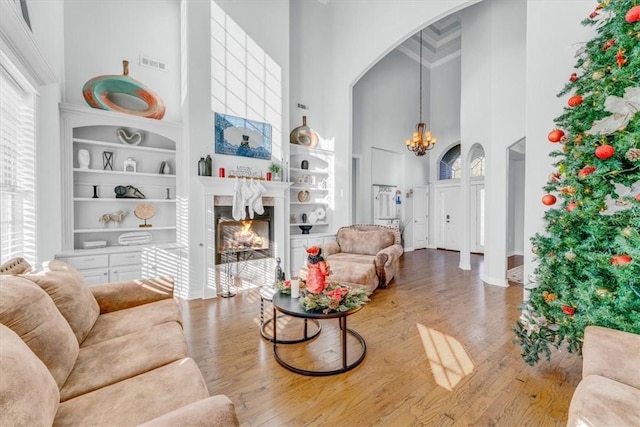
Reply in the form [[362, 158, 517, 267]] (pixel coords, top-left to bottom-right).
[[215, 206, 274, 264]]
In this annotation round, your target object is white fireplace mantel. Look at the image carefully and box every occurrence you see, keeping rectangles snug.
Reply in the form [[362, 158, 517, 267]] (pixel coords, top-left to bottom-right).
[[193, 177, 291, 299]]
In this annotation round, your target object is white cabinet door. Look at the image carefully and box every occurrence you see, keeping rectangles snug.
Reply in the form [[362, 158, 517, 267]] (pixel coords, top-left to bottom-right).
[[82, 268, 110, 286], [110, 264, 141, 282]]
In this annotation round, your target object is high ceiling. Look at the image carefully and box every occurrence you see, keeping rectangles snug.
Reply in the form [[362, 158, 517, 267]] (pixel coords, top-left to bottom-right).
[[397, 14, 461, 69]]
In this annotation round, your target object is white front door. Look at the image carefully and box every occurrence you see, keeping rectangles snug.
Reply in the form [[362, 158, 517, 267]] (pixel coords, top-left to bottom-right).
[[412, 186, 428, 249]]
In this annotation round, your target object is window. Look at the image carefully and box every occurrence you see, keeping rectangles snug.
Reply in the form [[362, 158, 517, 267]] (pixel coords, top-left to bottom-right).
[[439, 144, 462, 179], [0, 56, 37, 265], [439, 143, 485, 180]]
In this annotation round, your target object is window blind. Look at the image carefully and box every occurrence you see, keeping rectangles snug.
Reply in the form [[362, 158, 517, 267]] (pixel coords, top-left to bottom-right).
[[0, 59, 36, 265]]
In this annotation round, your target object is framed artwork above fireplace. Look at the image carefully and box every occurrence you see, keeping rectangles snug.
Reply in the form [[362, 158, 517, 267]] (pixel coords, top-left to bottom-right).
[[214, 112, 272, 160]]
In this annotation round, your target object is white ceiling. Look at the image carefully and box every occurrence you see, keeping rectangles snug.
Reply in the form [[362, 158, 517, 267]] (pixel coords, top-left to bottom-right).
[[397, 13, 461, 69]]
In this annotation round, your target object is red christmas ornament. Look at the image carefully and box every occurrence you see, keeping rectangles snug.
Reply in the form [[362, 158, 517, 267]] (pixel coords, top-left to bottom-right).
[[549, 171, 561, 182], [568, 95, 583, 107], [611, 254, 632, 265], [589, 10, 599, 19], [595, 145, 615, 159], [617, 49, 626, 68], [578, 165, 596, 178], [561, 305, 576, 317], [636, 193, 640, 202], [542, 194, 557, 206], [566, 201, 577, 212], [569, 72, 578, 82], [625, 5, 640, 23], [548, 129, 565, 143], [603, 39, 616, 52]]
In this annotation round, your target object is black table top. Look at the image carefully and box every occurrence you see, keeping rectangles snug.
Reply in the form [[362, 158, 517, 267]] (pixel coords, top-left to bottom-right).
[[272, 291, 364, 319]]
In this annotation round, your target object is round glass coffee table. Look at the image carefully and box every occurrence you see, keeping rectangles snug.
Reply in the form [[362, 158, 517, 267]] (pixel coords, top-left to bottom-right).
[[271, 291, 367, 376]]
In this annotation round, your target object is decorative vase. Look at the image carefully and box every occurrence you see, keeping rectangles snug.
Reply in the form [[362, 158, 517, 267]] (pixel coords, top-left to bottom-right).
[[290, 116, 319, 147]]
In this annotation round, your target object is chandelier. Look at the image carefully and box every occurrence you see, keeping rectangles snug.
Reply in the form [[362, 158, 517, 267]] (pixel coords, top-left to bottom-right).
[[405, 31, 436, 156]]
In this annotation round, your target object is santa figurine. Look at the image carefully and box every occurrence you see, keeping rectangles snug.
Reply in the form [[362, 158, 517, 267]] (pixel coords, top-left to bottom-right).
[[305, 246, 330, 294]]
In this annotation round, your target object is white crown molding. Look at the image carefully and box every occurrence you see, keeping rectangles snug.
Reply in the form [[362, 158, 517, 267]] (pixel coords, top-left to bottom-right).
[[0, 0, 56, 87]]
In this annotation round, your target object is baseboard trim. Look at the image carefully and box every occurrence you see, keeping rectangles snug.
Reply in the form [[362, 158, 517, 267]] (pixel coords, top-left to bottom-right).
[[481, 274, 509, 287]]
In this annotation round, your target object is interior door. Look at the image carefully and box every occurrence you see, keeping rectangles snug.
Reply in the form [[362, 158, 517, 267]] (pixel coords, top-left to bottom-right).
[[436, 185, 461, 251], [412, 186, 428, 249]]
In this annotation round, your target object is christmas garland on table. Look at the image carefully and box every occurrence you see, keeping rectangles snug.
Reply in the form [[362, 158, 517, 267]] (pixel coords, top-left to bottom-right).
[[277, 245, 370, 314], [276, 279, 369, 314]]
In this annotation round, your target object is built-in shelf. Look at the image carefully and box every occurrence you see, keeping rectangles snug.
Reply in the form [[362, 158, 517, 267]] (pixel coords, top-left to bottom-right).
[[290, 186, 328, 192], [74, 198, 176, 203], [290, 167, 328, 175], [290, 201, 329, 206], [73, 138, 176, 154], [73, 168, 175, 178], [74, 226, 176, 234], [290, 222, 328, 227]]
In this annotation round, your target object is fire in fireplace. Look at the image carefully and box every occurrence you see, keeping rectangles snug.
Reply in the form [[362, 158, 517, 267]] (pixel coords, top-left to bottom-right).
[[218, 219, 269, 253], [214, 205, 274, 264]]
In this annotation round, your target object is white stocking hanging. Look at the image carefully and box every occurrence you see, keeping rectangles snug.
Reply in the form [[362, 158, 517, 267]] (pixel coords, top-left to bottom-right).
[[241, 178, 254, 219], [232, 177, 243, 221], [252, 180, 267, 215]]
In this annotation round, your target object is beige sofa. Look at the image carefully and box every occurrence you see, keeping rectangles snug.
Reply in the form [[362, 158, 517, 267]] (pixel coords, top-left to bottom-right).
[[0, 257, 239, 427], [301, 224, 403, 294], [567, 326, 640, 426]]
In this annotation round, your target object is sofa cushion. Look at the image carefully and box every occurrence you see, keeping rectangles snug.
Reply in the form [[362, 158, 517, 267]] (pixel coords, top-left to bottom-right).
[[60, 321, 188, 401], [0, 324, 60, 427], [337, 228, 395, 256], [326, 252, 376, 265], [20, 260, 100, 344], [55, 358, 210, 426], [567, 374, 640, 427], [0, 276, 79, 389], [81, 298, 181, 347]]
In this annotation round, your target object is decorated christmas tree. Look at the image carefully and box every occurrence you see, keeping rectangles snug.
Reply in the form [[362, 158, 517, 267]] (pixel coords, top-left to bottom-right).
[[513, 0, 640, 366]]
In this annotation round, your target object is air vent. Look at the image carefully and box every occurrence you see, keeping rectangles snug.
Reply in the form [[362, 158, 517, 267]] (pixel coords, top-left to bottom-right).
[[297, 102, 309, 110], [139, 55, 167, 72]]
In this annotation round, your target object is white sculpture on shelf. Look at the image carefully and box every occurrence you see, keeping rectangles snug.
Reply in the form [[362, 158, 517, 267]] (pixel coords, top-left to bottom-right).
[[78, 149, 90, 169], [99, 210, 127, 227]]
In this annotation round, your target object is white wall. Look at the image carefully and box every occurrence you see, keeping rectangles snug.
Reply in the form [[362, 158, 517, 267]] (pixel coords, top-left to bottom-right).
[[352, 49, 429, 226], [184, 0, 290, 298], [524, 0, 595, 293], [458, 0, 526, 281], [63, 0, 181, 122], [507, 151, 525, 255], [290, 0, 475, 232]]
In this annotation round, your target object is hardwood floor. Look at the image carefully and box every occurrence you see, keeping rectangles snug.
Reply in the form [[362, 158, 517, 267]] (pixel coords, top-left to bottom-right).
[[179, 249, 582, 426]]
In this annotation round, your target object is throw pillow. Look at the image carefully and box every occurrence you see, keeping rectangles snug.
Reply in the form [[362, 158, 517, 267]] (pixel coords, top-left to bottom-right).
[[21, 260, 100, 345]]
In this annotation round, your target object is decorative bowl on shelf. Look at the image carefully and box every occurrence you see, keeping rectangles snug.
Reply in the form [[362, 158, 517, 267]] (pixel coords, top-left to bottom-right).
[[299, 225, 313, 234]]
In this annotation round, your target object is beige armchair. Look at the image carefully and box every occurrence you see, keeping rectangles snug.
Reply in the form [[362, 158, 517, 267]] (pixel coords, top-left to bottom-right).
[[567, 326, 640, 426], [322, 224, 403, 291]]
